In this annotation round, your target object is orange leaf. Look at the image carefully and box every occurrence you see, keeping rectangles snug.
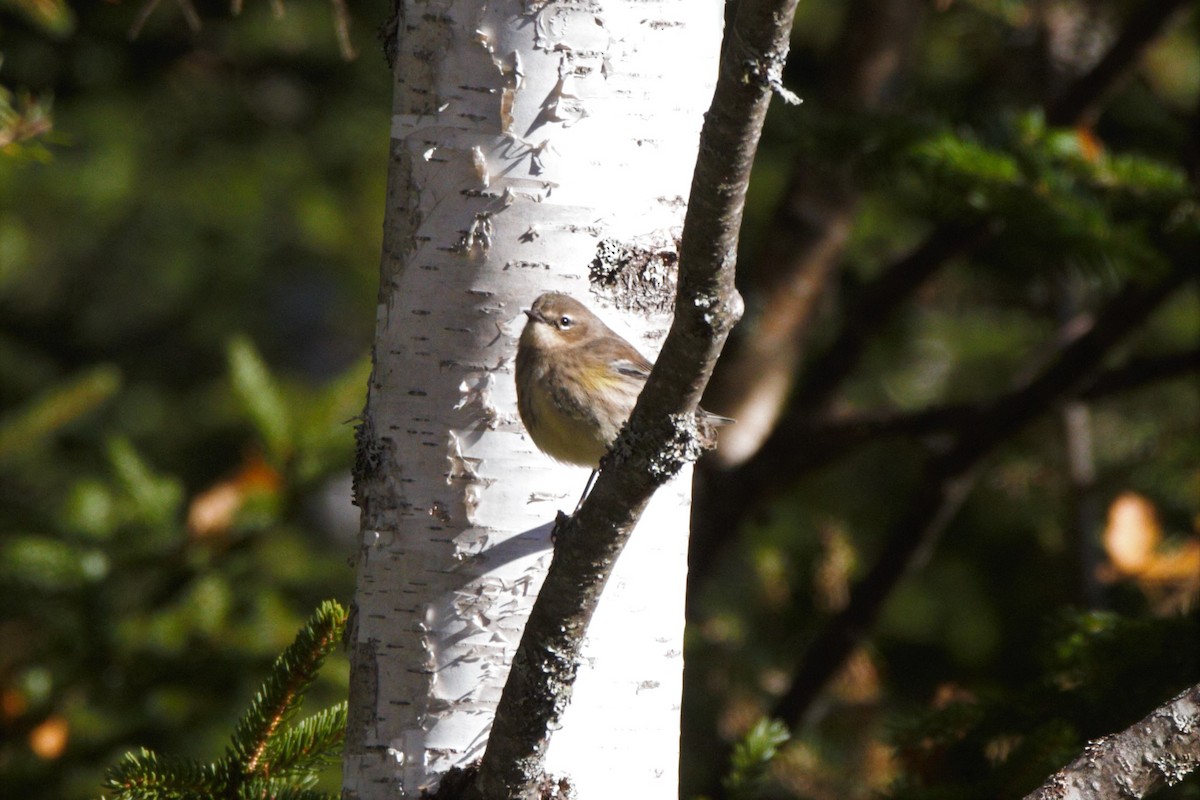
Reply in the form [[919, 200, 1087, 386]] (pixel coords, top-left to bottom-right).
[[1102, 492, 1161, 576], [29, 715, 69, 760]]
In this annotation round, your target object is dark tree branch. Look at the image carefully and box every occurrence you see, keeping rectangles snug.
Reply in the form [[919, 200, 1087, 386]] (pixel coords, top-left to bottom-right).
[[771, 268, 1193, 727], [791, 346, 1200, 455], [469, 1, 799, 797], [1081, 347, 1200, 399], [703, 0, 927, 463], [689, 220, 994, 582], [1024, 682, 1200, 800], [690, 0, 1195, 592], [1045, 0, 1195, 127], [789, 221, 997, 415]]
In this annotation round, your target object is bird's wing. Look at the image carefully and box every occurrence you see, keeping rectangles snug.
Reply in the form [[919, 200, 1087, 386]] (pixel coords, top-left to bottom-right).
[[613, 359, 652, 379], [593, 338, 654, 380]]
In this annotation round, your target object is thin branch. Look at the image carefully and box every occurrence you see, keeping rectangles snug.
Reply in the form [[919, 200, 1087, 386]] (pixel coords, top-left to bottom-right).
[[690, 0, 1196, 590], [689, 221, 993, 582], [1024, 682, 1200, 800], [703, 0, 927, 463], [791, 221, 996, 415], [469, 1, 799, 797], [792, 346, 1200, 454], [771, 268, 1193, 727], [1045, 0, 1196, 127]]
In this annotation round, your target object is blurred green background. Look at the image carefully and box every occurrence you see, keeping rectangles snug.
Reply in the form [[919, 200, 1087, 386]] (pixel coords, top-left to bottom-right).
[[2, 1, 1198, 798], [2, 1, 386, 795]]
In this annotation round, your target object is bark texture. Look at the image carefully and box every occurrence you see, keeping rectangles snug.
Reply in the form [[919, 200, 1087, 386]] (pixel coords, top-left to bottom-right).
[[343, 2, 722, 798], [472, 0, 801, 796], [1024, 682, 1200, 800]]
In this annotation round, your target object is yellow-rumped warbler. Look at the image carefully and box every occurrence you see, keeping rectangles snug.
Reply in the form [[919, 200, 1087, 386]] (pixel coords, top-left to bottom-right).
[[515, 292, 729, 480]]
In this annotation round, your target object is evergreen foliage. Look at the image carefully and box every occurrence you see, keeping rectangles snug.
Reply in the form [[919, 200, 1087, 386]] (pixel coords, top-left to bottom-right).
[[0, 0, 1196, 797], [723, 718, 792, 800], [0, 4, 377, 796], [685, 1, 1198, 796], [101, 600, 348, 800]]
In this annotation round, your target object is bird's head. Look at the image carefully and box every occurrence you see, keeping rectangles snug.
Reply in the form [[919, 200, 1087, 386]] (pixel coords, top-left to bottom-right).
[[521, 292, 600, 348]]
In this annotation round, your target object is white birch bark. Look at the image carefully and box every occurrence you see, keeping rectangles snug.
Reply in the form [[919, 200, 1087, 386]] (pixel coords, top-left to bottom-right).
[[343, 2, 723, 797]]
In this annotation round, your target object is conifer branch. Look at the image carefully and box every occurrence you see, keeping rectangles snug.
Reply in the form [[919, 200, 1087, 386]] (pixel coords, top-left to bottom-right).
[[262, 703, 349, 776], [231, 600, 347, 777], [103, 749, 224, 799], [102, 601, 348, 800]]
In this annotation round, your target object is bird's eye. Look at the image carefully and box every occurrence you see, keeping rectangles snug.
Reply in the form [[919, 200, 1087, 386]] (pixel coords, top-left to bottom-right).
[[558, 315, 573, 329]]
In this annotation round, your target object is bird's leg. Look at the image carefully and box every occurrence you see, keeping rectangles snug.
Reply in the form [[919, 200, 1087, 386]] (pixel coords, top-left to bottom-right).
[[552, 470, 599, 546], [573, 469, 599, 515]]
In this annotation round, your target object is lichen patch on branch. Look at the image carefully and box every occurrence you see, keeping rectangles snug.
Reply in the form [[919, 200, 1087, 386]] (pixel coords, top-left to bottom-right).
[[607, 412, 710, 485]]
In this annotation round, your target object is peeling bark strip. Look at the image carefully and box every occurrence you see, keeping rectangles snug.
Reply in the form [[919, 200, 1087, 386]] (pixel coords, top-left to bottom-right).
[[344, 2, 723, 799], [1024, 682, 1200, 800], [473, 0, 799, 797]]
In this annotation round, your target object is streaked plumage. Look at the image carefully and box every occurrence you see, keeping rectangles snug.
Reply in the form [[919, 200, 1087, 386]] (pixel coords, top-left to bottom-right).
[[515, 292, 729, 470], [516, 293, 646, 467]]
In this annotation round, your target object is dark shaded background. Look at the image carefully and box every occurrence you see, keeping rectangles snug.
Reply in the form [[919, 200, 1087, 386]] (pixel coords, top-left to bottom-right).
[[1, 0, 1196, 797]]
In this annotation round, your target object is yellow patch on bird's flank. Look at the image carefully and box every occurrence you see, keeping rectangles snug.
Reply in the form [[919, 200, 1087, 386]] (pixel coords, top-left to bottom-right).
[[528, 384, 604, 467], [575, 367, 621, 393]]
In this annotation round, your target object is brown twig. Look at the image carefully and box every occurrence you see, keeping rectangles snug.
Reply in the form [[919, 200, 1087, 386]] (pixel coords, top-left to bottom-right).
[[469, 1, 798, 797]]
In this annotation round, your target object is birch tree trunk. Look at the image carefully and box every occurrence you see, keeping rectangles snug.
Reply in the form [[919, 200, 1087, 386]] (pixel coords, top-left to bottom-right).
[[343, 3, 723, 798]]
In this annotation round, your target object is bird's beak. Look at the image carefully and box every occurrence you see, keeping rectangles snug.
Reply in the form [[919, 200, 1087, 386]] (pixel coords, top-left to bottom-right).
[[523, 309, 540, 323]]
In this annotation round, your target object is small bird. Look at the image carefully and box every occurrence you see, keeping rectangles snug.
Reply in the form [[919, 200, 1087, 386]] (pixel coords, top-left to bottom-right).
[[515, 292, 728, 505]]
